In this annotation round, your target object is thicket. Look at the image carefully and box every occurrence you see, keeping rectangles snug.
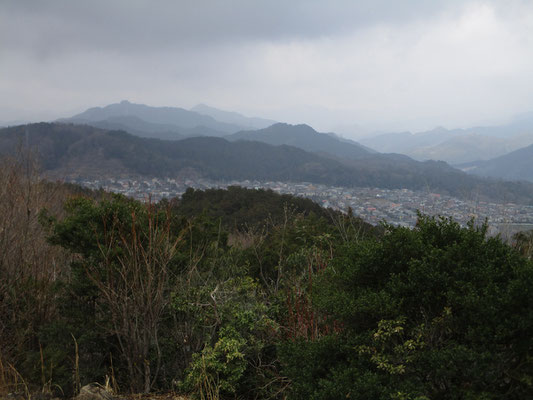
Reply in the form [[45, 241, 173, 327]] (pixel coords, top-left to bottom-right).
[[1, 156, 533, 399]]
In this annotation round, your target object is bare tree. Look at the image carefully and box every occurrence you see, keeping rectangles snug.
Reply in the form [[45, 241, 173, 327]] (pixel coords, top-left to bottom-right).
[[90, 203, 181, 393], [0, 151, 71, 379]]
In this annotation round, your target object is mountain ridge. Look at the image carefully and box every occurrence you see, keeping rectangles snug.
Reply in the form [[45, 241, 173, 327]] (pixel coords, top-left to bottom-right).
[[459, 143, 533, 182], [2, 122, 533, 205], [360, 115, 533, 164], [60, 100, 244, 133], [191, 103, 277, 130], [228, 122, 374, 160]]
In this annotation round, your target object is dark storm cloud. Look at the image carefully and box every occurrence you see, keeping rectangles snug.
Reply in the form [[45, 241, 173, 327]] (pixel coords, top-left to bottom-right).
[[2, 0, 460, 57]]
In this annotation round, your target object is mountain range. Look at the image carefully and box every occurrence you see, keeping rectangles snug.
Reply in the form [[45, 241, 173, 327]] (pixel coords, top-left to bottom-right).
[[61, 100, 243, 135], [3, 122, 533, 205], [59, 101, 377, 162], [60, 100, 280, 139], [360, 115, 533, 165], [11, 99, 533, 190], [61, 101, 533, 174]]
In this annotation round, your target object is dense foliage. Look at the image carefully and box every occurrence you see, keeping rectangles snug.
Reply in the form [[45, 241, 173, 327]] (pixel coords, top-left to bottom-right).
[[2, 161, 533, 399], [281, 216, 533, 399], [174, 186, 338, 229]]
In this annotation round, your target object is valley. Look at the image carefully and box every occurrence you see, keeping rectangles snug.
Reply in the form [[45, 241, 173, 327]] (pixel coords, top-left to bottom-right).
[[71, 176, 533, 234]]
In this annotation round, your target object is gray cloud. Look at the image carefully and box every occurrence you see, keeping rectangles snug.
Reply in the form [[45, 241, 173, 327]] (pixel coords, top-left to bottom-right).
[[2, 0, 460, 55], [1, 0, 533, 132]]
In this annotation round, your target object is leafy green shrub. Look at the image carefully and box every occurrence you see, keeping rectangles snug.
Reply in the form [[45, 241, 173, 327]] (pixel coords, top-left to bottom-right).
[[178, 277, 279, 399], [281, 216, 533, 399]]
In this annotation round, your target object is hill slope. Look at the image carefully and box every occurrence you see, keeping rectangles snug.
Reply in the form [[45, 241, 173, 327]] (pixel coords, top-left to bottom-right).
[[191, 104, 277, 130], [460, 143, 533, 182], [85, 115, 185, 140], [3, 123, 533, 204], [85, 115, 229, 140], [228, 123, 374, 160]]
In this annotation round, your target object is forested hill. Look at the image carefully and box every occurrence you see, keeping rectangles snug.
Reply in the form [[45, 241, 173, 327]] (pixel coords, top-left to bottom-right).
[[460, 143, 533, 182], [228, 122, 373, 160], [176, 186, 331, 227], [3, 122, 533, 204], [174, 186, 376, 236]]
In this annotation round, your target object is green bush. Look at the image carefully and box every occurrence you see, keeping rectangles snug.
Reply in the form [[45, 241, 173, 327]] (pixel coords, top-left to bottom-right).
[[281, 216, 533, 399]]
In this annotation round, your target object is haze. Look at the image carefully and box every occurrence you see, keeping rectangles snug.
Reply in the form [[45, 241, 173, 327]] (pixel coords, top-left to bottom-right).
[[2, 0, 533, 134]]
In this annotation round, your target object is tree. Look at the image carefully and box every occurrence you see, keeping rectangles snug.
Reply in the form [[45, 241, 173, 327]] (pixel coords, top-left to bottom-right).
[[49, 195, 182, 393], [0, 151, 74, 393], [513, 229, 533, 259], [281, 215, 533, 399]]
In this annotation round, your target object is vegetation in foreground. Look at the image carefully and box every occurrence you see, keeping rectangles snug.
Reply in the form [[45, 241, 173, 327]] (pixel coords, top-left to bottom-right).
[[1, 155, 533, 399]]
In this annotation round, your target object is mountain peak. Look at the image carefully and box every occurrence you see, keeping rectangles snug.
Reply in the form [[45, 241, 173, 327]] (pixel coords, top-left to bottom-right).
[[228, 122, 372, 160], [61, 101, 244, 133], [271, 122, 316, 132]]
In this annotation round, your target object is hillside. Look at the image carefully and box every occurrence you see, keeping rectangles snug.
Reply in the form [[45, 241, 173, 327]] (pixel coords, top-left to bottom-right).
[[359, 127, 463, 154], [228, 123, 373, 160], [191, 103, 277, 130], [3, 123, 533, 204], [0, 123, 358, 182], [174, 186, 379, 234], [460, 143, 533, 182], [86, 115, 185, 140], [85, 115, 229, 140]]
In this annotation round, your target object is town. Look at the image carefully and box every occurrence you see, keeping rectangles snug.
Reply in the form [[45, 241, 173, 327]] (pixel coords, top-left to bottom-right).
[[69, 176, 533, 237]]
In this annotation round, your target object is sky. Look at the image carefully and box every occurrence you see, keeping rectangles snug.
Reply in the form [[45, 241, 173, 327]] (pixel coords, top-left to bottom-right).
[[2, 0, 533, 135]]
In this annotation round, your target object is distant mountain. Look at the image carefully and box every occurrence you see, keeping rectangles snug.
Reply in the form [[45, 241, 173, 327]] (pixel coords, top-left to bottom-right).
[[460, 143, 533, 183], [410, 132, 533, 165], [359, 127, 464, 154], [324, 131, 379, 153], [0, 123, 360, 183], [85, 115, 228, 140], [360, 115, 533, 164], [407, 134, 514, 165], [86, 115, 184, 140], [191, 104, 277, 130], [228, 123, 375, 160], [61, 100, 244, 134], [3, 123, 533, 205], [461, 112, 533, 138]]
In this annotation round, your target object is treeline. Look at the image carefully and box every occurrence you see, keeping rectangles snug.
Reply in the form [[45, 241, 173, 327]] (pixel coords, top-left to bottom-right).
[[174, 186, 367, 230], [2, 156, 533, 399]]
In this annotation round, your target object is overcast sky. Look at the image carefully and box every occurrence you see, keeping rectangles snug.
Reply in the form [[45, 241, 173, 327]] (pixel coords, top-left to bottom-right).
[[2, 0, 533, 134]]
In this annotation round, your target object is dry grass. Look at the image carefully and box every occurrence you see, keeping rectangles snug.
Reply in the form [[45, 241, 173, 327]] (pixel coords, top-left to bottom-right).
[[0, 355, 30, 398], [115, 394, 191, 400]]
